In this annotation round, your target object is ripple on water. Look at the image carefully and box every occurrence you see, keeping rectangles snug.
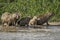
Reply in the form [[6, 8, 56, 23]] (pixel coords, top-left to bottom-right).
[[0, 26, 60, 40], [0, 30, 60, 40]]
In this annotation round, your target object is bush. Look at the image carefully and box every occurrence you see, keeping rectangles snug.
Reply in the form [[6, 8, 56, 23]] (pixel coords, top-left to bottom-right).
[[0, 0, 60, 22]]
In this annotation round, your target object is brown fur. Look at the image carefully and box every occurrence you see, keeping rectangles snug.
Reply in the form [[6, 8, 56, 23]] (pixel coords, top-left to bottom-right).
[[18, 16, 32, 26], [28, 16, 38, 26], [1, 12, 11, 26], [11, 12, 21, 26], [37, 12, 54, 25], [1, 12, 21, 26]]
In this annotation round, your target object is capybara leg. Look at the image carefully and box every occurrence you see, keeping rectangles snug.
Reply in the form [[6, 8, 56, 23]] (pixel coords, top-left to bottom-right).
[[14, 22, 15, 26], [15, 22, 19, 26], [11, 22, 15, 26], [13, 22, 16, 26], [46, 22, 49, 25]]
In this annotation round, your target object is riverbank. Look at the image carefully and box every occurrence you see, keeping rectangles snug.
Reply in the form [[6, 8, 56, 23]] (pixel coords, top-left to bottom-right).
[[0, 22, 60, 32], [48, 22, 60, 25]]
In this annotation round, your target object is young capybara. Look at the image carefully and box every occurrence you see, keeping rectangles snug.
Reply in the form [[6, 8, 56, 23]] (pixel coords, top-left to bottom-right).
[[28, 16, 38, 26], [1, 12, 11, 26], [1, 12, 21, 26], [11, 12, 21, 26], [18, 16, 32, 26], [37, 12, 54, 25]]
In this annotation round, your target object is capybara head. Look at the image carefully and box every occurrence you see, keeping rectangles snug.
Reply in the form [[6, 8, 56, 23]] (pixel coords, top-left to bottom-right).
[[47, 12, 54, 16], [12, 13, 20, 20], [33, 16, 38, 20], [1, 12, 11, 22], [1, 12, 11, 18]]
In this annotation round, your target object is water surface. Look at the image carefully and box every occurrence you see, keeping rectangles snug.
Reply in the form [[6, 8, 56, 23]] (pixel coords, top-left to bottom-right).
[[0, 26, 60, 40]]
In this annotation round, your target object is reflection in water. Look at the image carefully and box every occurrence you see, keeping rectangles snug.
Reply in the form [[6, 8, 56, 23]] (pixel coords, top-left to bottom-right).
[[0, 30, 60, 40], [48, 25, 60, 29], [0, 26, 60, 40]]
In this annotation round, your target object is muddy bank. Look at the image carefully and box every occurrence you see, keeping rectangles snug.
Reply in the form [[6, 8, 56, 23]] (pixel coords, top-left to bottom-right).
[[0, 22, 60, 32]]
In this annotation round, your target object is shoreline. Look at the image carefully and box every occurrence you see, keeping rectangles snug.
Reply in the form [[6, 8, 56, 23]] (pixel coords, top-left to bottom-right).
[[0, 22, 60, 32], [48, 22, 60, 25]]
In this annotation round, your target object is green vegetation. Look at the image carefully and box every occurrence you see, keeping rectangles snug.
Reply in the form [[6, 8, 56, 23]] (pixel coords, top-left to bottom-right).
[[0, 0, 60, 22]]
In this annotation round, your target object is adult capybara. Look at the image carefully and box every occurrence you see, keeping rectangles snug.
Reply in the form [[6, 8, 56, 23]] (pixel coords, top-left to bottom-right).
[[28, 16, 38, 26], [37, 12, 54, 25], [1, 12, 11, 26], [18, 16, 32, 26]]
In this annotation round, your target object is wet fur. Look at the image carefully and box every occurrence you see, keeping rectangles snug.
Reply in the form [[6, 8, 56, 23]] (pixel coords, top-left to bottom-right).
[[28, 16, 38, 26], [1, 12, 21, 26], [18, 16, 32, 26], [37, 12, 54, 25]]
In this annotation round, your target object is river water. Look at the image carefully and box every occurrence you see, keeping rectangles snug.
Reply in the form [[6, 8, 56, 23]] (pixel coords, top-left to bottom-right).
[[0, 26, 60, 40]]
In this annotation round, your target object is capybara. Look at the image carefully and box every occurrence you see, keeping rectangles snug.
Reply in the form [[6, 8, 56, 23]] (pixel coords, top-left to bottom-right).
[[28, 16, 38, 26], [18, 16, 32, 26], [37, 12, 54, 25], [1, 12, 11, 26], [1, 12, 21, 26], [11, 12, 21, 26]]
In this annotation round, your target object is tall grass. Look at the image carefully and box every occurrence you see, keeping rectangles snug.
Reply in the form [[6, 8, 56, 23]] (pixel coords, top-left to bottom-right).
[[0, 0, 60, 22]]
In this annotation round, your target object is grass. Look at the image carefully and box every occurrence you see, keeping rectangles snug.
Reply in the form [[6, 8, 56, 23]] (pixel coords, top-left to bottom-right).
[[0, 0, 60, 22]]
